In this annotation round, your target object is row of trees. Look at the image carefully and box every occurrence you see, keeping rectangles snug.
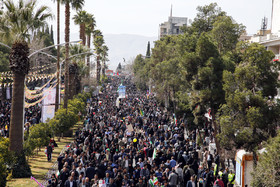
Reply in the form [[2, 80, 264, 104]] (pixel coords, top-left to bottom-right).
[[133, 3, 280, 180], [0, 0, 108, 178], [72, 10, 109, 84]]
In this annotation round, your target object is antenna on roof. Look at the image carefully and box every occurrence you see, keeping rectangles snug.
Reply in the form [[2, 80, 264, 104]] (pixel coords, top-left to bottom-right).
[[261, 16, 268, 31], [170, 4, 173, 17]]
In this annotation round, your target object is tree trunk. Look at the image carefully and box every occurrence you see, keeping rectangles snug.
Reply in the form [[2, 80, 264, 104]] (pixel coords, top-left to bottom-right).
[[212, 113, 222, 157], [87, 33, 91, 78], [96, 55, 101, 83], [102, 60, 105, 78], [55, 0, 60, 112], [64, 2, 70, 110], [9, 73, 25, 153], [81, 23, 86, 46], [69, 72, 75, 99]]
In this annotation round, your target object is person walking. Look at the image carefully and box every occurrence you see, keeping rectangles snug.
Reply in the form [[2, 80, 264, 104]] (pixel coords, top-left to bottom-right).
[[47, 143, 53, 161]]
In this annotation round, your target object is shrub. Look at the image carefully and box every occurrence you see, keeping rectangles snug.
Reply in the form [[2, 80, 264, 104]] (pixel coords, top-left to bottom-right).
[[68, 97, 86, 116], [25, 123, 52, 154], [0, 156, 7, 187], [49, 108, 78, 136]]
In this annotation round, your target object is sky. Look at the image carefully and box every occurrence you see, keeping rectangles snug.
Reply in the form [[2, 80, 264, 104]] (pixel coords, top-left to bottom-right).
[[40, 0, 273, 38]]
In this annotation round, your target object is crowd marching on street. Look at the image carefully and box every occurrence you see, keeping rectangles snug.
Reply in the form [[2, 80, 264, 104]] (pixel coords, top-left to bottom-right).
[[47, 76, 235, 187]]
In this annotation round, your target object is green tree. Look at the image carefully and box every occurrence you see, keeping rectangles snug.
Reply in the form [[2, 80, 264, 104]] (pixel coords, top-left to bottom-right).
[[218, 43, 280, 164], [49, 108, 78, 137], [188, 33, 225, 155], [52, 0, 61, 112], [0, 0, 52, 154], [146, 41, 151, 58], [25, 123, 52, 154], [73, 10, 91, 46], [191, 3, 226, 35], [211, 15, 245, 54], [61, 0, 84, 109], [93, 30, 104, 83], [100, 45, 109, 78], [85, 13, 95, 73], [251, 132, 280, 186]]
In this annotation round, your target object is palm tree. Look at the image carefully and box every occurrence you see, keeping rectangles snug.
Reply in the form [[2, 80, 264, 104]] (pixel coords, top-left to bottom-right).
[[52, 0, 61, 112], [100, 45, 109, 78], [61, 44, 90, 98], [0, 0, 52, 153], [73, 10, 90, 46], [93, 30, 104, 83], [61, 0, 84, 109], [85, 13, 95, 76]]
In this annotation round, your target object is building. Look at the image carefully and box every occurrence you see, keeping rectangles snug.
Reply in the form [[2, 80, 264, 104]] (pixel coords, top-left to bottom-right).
[[250, 0, 280, 59], [159, 6, 188, 38]]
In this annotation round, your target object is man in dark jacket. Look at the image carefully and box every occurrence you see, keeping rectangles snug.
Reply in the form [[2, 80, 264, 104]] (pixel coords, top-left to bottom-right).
[[64, 176, 77, 187], [85, 163, 95, 181], [47, 143, 53, 161]]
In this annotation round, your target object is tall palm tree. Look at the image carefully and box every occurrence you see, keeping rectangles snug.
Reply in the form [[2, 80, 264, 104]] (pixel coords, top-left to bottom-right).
[[52, 0, 61, 112], [93, 30, 104, 84], [85, 13, 95, 76], [100, 45, 109, 78], [0, 0, 52, 153], [61, 0, 84, 109], [73, 10, 90, 46]]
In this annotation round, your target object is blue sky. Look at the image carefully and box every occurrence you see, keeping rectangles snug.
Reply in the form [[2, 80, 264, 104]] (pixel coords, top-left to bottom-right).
[[42, 0, 272, 37]]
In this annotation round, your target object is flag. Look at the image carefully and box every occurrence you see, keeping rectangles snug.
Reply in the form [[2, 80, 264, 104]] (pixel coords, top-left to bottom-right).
[[56, 170, 60, 178], [149, 179, 155, 187], [153, 177, 158, 185], [152, 148, 157, 160], [140, 109, 144, 116], [173, 113, 177, 126]]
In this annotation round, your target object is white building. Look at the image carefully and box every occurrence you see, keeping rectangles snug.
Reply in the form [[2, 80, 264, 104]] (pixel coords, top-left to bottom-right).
[[250, 0, 280, 59], [159, 6, 188, 38]]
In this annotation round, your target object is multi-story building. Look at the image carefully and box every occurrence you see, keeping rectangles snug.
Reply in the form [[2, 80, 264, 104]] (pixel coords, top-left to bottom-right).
[[159, 6, 188, 38], [250, 0, 280, 59]]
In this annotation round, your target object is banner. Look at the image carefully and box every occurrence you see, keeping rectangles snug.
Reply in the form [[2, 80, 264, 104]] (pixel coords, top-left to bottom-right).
[[6, 86, 10, 99], [118, 85, 126, 98], [42, 87, 56, 122]]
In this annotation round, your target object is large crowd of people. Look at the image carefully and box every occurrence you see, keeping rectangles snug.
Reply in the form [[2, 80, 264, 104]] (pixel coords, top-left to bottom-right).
[[47, 77, 235, 187], [0, 98, 41, 138]]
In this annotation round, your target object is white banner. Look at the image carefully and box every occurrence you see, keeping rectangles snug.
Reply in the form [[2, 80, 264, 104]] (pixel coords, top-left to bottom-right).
[[42, 87, 56, 122], [118, 85, 126, 98], [6, 86, 10, 99]]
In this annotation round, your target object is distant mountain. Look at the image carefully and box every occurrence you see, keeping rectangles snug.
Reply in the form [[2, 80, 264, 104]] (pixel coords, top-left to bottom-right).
[[104, 34, 157, 70]]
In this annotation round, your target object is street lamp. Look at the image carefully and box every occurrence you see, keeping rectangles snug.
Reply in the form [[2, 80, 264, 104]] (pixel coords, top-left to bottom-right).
[[28, 39, 82, 58]]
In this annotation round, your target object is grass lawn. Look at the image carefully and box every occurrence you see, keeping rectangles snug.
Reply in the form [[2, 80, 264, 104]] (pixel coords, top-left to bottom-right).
[[6, 123, 82, 187]]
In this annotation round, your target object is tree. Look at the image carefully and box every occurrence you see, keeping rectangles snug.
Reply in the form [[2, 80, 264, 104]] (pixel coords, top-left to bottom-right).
[[218, 43, 280, 165], [211, 15, 245, 54], [146, 41, 151, 58], [49, 108, 78, 137], [61, 44, 91, 97], [191, 3, 226, 35], [85, 13, 95, 76], [93, 30, 104, 83], [133, 54, 149, 90], [73, 10, 91, 46], [61, 0, 84, 109], [52, 0, 61, 112], [0, 0, 52, 154], [251, 133, 280, 187], [101, 45, 109, 78]]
